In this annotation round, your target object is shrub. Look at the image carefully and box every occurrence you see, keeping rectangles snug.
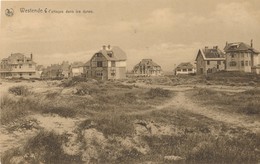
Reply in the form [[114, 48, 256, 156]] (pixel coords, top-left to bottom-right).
[[8, 85, 31, 96], [94, 113, 135, 137], [41, 106, 77, 118], [243, 89, 260, 95], [146, 88, 171, 98], [2, 130, 82, 164], [0, 96, 37, 125], [240, 102, 260, 115], [74, 82, 100, 95], [60, 76, 91, 87]]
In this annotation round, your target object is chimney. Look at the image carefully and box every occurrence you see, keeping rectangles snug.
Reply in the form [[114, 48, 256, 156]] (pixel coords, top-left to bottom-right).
[[251, 39, 253, 48], [108, 45, 111, 49], [30, 53, 33, 61], [226, 41, 228, 46], [205, 46, 208, 50], [213, 46, 218, 49], [102, 45, 106, 50]]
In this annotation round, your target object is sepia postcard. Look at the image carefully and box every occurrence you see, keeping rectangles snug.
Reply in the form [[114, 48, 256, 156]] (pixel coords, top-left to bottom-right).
[[0, 0, 260, 163]]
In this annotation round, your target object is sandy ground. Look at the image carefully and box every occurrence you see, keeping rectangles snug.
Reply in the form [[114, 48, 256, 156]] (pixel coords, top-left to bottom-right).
[[131, 83, 260, 133], [0, 80, 259, 157]]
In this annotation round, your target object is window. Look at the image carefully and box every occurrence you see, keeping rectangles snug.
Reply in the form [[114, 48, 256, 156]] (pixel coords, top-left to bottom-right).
[[177, 69, 181, 72], [29, 73, 32, 76], [29, 64, 32, 68], [111, 72, 115, 76], [231, 53, 235, 58], [241, 61, 244, 66], [217, 61, 221, 65], [183, 69, 187, 72], [20, 73, 22, 76], [245, 61, 248, 66], [97, 61, 103, 67], [96, 53, 102, 57], [19, 65, 22, 68], [111, 61, 116, 67], [229, 61, 237, 67], [249, 61, 251, 66], [108, 53, 113, 58], [207, 61, 210, 65], [96, 72, 103, 76], [188, 69, 192, 71], [241, 53, 244, 58]]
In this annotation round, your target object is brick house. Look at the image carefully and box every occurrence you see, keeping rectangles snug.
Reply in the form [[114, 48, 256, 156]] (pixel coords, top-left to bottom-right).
[[88, 45, 127, 80], [175, 62, 196, 75], [224, 41, 260, 73], [0, 53, 38, 79], [132, 59, 162, 76], [195, 46, 226, 75]]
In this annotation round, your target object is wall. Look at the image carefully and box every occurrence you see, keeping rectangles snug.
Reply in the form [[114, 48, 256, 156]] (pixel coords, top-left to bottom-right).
[[196, 52, 206, 75], [176, 68, 195, 75], [226, 52, 252, 72], [205, 60, 225, 73]]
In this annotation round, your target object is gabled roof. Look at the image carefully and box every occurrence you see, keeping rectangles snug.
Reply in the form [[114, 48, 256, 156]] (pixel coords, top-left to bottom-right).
[[176, 62, 194, 69], [2, 53, 36, 64], [83, 60, 90, 67], [136, 59, 161, 67], [195, 47, 226, 61], [224, 42, 260, 54], [96, 46, 127, 61]]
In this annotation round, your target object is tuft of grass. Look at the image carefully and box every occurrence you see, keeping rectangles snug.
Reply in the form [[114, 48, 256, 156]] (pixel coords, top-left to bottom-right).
[[0, 96, 37, 125], [94, 113, 135, 137], [240, 102, 260, 115], [41, 106, 77, 118], [8, 85, 31, 96], [1, 130, 83, 164], [190, 88, 260, 116], [146, 88, 171, 99]]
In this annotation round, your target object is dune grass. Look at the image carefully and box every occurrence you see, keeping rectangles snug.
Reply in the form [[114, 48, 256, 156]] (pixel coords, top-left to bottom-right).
[[190, 88, 260, 116]]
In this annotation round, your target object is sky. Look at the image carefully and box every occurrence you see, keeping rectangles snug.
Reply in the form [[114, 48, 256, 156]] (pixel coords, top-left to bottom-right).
[[0, 0, 260, 71]]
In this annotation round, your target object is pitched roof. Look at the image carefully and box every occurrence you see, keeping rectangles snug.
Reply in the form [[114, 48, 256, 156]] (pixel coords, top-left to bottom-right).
[[84, 60, 90, 66], [195, 47, 226, 61], [97, 46, 127, 61], [224, 42, 260, 54], [176, 62, 194, 69], [2, 53, 36, 64], [134, 59, 161, 68]]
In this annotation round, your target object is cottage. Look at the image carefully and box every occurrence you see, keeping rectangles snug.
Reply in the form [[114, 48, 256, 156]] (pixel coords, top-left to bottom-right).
[[69, 62, 85, 77], [132, 59, 162, 76], [89, 45, 127, 80], [224, 41, 260, 73], [175, 62, 196, 75], [195, 46, 226, 75], [41, 64, 63, 79], [0, 53, 38, 79]]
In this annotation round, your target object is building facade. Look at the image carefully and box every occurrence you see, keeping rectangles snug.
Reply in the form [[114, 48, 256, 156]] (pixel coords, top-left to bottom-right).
[[132, 59, 162, 76], [88, 45, 127, 80], [0, 53, 38, 79], [224, 41, 260, 73], [69, 62, 85, 77], [175, 62, 196, 75], [195, 46, 226, 75]]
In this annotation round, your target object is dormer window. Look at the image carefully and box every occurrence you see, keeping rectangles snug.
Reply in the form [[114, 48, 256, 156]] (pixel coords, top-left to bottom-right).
[[107, 52, 113, 58]]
